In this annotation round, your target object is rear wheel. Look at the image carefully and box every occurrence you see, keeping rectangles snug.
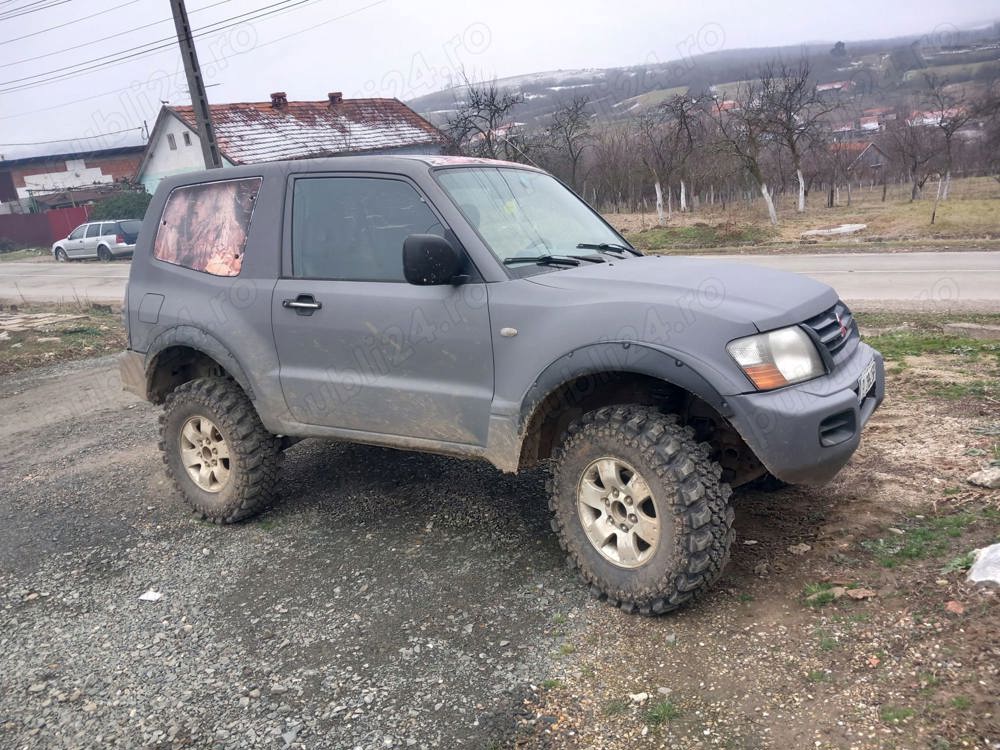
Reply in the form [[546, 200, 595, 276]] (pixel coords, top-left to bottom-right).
[[549, 406, 734, 615], [160, 377, 281, 523], [97, 245, 113, 262]]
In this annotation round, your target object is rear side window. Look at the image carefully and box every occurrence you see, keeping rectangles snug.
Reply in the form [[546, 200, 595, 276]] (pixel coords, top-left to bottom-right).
[[153, 177, 261, 277], [85, 224, 101, 238], [291, 176, 444, 281], [101, 222, 118, 236]]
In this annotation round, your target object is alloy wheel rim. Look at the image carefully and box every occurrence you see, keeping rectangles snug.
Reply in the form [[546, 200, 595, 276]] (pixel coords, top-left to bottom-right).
[[179, 416, 231, 492], [577, 457, 659, 568]]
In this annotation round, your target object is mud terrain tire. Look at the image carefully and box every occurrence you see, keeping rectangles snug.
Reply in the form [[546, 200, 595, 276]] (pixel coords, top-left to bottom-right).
[[160, 377, 281, 523], [549, 406, 734, 615]]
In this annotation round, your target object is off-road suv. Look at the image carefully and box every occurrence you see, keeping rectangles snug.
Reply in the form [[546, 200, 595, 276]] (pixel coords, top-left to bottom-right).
[[121, 155, 885, 614]]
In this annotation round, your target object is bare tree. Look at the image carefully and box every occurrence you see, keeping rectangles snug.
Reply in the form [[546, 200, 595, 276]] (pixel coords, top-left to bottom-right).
[[446, 74, 524, 159], [923, 73, 974, 216], [546, 96, 593, 191], [711, 80, 779, 225], [879, 113, 943, 202], [636, 95, 701, 223], [760, 59, 838, 212]]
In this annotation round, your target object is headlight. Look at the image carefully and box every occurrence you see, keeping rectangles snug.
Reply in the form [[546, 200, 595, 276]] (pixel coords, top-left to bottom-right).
[[727, 326, 825, 391]]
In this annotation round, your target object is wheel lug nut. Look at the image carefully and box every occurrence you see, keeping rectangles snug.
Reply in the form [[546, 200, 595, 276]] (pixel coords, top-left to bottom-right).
[[603, 498, 610, 507], [625, 496, 633, 505], [628, 514, 637, 523], [619, 524, 628, 532], [612, 489, 619, 498]]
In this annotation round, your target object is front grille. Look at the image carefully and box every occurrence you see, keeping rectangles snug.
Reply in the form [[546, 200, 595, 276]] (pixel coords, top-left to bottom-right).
[[803, 301, 857, 359]]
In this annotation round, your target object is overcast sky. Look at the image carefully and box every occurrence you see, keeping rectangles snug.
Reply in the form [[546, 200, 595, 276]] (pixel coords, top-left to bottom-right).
[[0, 0, 997, 159]]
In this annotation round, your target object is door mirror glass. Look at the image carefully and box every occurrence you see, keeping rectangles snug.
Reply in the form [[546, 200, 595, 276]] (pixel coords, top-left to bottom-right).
[[403, 234, 462, 285]]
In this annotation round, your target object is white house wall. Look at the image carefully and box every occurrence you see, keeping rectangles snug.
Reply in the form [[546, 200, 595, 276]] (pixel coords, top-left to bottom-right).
[[139, 119, 234, 194], [18, 159, 113, 200]]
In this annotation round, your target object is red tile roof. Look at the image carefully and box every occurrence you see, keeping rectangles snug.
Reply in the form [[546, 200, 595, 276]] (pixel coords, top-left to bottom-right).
[[168, 98, 446, 164]]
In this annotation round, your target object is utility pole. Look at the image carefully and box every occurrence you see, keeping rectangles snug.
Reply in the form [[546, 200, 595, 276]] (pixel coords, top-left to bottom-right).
[[169, 0, 222, 169]]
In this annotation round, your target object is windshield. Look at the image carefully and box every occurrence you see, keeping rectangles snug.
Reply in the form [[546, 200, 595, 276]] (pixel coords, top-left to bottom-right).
[[435, 167, 627, 264]]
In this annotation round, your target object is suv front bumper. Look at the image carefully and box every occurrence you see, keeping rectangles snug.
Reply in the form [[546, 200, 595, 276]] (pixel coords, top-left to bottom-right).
[[726, 341, 885, 485]]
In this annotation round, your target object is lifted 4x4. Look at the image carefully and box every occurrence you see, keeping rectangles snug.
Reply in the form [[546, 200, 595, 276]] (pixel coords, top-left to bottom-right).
[[121, 155, 885, 614]]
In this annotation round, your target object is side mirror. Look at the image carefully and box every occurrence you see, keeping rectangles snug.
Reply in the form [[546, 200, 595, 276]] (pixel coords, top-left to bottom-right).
[[402, 234, 464, 285]]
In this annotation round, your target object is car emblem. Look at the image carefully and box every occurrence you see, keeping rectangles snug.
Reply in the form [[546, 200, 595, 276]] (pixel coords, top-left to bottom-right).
[[836, 313, 848, 338]]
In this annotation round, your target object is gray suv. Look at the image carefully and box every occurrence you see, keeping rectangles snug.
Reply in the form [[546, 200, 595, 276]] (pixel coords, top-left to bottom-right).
[[120, 155, 885, 614]]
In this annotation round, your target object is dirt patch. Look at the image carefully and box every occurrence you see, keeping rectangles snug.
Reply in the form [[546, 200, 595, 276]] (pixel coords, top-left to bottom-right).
[[515, 320, 1000, 750], [0, 304, 126, 376]]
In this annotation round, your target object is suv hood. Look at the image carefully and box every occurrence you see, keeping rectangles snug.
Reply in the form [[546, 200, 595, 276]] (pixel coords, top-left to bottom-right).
[[526, 255, 838, 331]]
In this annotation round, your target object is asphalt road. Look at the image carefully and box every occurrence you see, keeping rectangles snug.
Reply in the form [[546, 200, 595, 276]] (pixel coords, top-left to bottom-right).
[[0, 251, 998, 310]]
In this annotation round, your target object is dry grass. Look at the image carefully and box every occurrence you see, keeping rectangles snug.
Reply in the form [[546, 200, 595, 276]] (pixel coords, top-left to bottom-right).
[[608, 176, 1000, 251]]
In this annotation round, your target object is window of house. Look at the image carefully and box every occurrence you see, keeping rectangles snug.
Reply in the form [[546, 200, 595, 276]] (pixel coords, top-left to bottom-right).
[[182, 132, 192, 146], [153, 177, 261, 277], [291, 177, 445, 281], [167, 133, 177, 150]]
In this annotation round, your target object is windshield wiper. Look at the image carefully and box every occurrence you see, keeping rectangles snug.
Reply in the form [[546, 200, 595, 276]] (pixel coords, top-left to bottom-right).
[[576, 242, 642, 257], [504, 255, 583, 267]]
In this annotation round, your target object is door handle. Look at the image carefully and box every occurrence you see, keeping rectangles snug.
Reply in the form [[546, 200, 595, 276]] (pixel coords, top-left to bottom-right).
[[282, 294, 322, 315]]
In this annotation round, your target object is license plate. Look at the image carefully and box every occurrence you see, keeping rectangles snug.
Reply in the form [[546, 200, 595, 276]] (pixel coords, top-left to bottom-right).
[[857, 360, 876, 402]]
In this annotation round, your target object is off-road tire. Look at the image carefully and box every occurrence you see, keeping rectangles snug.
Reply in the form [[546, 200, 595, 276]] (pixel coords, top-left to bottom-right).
[[97, 245, 112, 262], [160, 377, 281, 523], [549, 406, 734, 615]]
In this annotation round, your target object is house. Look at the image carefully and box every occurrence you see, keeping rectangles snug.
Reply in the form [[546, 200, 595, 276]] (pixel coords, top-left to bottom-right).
[[816, 80, 856, 95], [0, 145, 144, 211], [135, 92, 449, 194], [830, 141, 889, 183]]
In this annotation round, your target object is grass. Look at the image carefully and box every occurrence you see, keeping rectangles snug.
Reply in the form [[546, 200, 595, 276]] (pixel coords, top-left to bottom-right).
[[551, 613, 567, 624], [862, 510, 999, 569], [803, 582, 836, 608], [0, 303, 126, 375], [815, 630, 839, 651], [0, 247, 47, 262], [806, 670, 831, 684], [558, 642, 576, 656], [540, 678, 563, 690], [949, 696, 972, 710], [645, 700, 680, 727], [603, 698, 630, 717], [609, 176, 1000, 250], [880, 705, 915, 723], [628, 222, 774, 252]]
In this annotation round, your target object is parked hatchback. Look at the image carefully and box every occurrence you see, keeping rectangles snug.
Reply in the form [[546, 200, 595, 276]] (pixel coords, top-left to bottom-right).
[[52, 219, 141, 262]]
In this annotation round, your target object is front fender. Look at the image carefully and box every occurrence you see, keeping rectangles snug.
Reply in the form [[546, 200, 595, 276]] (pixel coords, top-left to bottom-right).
[[144, 325, 256, 400], [518, 341, 737, 431]]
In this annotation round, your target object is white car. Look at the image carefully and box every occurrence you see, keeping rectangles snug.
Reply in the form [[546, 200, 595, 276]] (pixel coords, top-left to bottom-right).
[[52, 220, 141, 262]]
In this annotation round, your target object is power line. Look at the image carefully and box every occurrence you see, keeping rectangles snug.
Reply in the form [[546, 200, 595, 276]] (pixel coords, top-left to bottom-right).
[[0, 0, 236, 68], [0, 0, 321, 93], [0, 0, 141, 47], [0, 0, 73, 21], [0, 0, 386, 119], [0, 126, 144, 146], [1, 0, 287, 85]]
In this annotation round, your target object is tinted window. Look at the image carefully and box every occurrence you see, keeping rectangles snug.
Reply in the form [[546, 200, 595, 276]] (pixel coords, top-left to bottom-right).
[[85, 224, 101, 238], [101, 223, 119, 236], [68, 225, 86, 240], [292, 177, 444, 281], [153, 177, 260, 277], [120, 220, 141, 235]]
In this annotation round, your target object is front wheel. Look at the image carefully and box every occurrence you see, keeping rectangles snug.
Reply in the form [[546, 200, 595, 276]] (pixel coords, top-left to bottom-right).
[[160, 378, 282, 523], [549, 406, 734, 615], [55, 247, 68, 262]]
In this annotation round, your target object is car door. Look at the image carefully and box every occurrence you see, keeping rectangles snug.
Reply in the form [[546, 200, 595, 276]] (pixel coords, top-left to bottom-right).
[[64, 225, 87, 257], [271, 173, 495, 446], [83, 223, 102, 257]]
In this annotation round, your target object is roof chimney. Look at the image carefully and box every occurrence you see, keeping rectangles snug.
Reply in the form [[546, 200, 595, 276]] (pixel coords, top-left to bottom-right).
[[270, 91, 287, 108], [328, 91, 343, 106]]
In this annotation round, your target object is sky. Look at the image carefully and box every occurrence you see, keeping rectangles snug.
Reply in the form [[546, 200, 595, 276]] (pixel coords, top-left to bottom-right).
[[0, 0, 997, 160]]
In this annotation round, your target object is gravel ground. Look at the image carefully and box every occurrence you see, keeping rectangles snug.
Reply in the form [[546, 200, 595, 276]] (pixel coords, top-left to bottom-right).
[[1, 354, 997, 750], [0, 356, 585, 749]]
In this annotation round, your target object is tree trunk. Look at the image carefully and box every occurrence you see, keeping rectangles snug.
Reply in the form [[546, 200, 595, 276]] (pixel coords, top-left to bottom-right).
[[846, 179, 852, 207], [653, 180, 664, 225], [931, 176, 943, 225], [759, 182, 778, 225], [881, 180, 887, 203], [667, 186, 673, 219], [709, 184, 715, 206], [680, 180, 687, 212], [942, 170, 951, 200], [796, 168, 806, 212]]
